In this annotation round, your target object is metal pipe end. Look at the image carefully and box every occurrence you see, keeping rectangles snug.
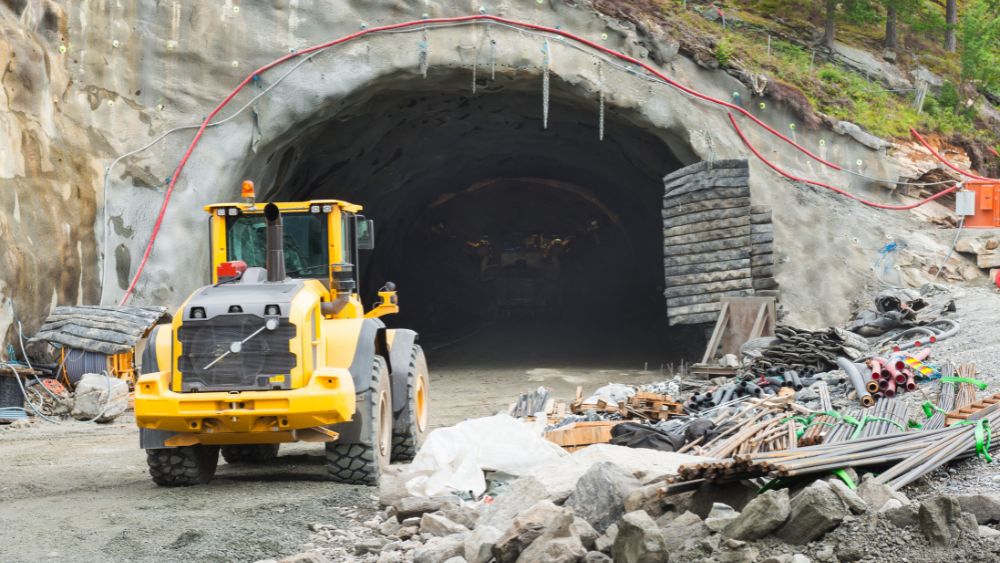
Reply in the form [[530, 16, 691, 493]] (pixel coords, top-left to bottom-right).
[[861, 394, 876, 407]]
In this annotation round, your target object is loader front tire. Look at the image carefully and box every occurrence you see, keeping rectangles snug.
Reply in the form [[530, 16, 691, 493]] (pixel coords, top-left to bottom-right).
[[391, 345, 430, 462], [146, 445, 219, 486], [325, 356, 392, 485], [221, 444, 280, 464]]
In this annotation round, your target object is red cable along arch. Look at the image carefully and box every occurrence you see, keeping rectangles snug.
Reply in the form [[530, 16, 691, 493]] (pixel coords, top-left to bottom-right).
[[731, 114, 958, 210], [116, 14, 944, 303]]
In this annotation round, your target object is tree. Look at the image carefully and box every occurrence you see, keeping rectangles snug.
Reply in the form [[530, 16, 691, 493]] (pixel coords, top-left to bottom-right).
[[885, 3, 898, 50], [945, 0, 957, 52], [960, 0, 1000, 91], [823, 0, 838, 47]]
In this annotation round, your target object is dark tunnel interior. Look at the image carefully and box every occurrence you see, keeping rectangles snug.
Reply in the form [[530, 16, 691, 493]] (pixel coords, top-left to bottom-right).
[[248, 76, 706, 366]]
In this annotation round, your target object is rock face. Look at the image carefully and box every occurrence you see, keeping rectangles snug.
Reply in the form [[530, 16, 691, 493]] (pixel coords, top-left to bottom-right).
[[612, 511, 669, 563], [565, 461, 642, 533], [722, 489, 791, 540], [775, 481, 848, 544]]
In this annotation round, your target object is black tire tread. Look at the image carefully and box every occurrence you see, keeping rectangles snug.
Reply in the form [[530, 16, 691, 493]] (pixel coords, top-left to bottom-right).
[[325, 356, 389, 485], [146, 445, 219, 487], [391, 345, 427, 462]]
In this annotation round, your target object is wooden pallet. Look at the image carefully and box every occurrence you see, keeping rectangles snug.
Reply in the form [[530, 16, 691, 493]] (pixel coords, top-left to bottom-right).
[[626, 391, 684, 421], [544, 421, 624, 452], [946, 392, 1000, 426]]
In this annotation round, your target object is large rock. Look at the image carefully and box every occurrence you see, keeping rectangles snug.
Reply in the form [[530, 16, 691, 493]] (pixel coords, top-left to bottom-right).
[[464, 525, 502, 563], [413, 534, 467, 563], [775, 480, 847, 544], [827, 480, 868, 514], [572, 517, 599, 550], [612, 511, 669, 563], [478, 477, 552, 530], [396, 496, 461, 521], [565, 462, 642, 533], [379, 465, 410, 508], [492, 501, 564, 563], [956, 494, 1000, 524], [855, 479, 907, 511], [70, 373, 129, 422], [879, 501, 919, 529], [421, 512, 469, 537], [515, 509, 588, 563], [704, 503, 740, 533], [722, 489, 791, 540], [919, 495, 978, 547], [624, 483, 667, 517], [660, 510, 710, 552]]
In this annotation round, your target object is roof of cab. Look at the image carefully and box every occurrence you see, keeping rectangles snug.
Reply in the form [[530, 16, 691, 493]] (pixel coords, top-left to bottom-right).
[[204, 200, 363, 214]]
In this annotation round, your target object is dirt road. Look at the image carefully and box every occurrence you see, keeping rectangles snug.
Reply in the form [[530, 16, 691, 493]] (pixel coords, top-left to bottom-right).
[[0, 322, 680, 562]]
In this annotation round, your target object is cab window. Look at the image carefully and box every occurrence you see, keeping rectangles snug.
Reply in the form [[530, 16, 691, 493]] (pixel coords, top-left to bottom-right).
[[226, 212, 328, 278]]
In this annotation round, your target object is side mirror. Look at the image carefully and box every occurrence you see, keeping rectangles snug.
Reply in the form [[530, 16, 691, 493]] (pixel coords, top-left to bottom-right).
[[357, 217, 375, 250]]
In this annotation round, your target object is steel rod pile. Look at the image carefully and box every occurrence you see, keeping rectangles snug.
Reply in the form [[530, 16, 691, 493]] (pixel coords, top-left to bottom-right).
[[673, 403, 999, 490]]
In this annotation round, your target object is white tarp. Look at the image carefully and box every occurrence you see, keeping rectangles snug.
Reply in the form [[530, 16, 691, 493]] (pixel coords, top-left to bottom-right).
[[403, 414, 567, 497]]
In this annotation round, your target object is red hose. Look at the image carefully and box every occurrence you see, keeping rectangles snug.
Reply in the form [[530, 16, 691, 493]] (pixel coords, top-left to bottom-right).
[[115, 14, 921, 303], [909, 127, 997, 182], [729, 113, 959, 210]]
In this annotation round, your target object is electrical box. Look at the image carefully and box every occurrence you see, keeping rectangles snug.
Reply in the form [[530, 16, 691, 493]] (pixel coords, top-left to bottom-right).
[[964, 182, 1000, 228], [955, 190, 976, 216]]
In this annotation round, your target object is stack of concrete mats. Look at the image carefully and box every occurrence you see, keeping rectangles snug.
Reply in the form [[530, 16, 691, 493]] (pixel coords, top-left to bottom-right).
[[661, 159, 777, 325]]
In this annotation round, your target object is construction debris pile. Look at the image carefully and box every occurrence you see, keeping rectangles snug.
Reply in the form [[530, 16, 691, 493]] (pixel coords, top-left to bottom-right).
[[296, 288, 1000, 563]]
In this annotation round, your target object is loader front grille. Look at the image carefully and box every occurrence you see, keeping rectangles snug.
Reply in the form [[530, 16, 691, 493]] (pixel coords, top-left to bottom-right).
[[177, 314, 296, 391]]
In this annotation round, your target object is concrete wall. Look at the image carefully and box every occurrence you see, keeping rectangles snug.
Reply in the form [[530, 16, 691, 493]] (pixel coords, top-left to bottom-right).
[[0, 0, 965, 351]]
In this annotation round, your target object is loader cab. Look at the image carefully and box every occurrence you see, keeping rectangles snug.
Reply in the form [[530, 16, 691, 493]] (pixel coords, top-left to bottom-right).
[[205, 200, 375, 303]]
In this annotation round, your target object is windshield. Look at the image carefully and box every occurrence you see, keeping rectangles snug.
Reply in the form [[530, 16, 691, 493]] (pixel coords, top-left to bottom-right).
[[226, 212, 328, 278]]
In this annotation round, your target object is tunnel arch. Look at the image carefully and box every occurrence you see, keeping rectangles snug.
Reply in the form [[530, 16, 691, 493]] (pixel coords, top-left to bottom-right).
[[232, 71, 695, 340]]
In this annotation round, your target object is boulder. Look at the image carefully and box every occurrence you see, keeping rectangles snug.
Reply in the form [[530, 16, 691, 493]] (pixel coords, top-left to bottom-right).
[[70, 373, 129, 422], [624, 483, 666, 517], [516, 510, 588, 563], [572, 517, 599, 550], [379, 465, 410, 507], [612, 511, 669, 563], [464, 525, 502, 563], [442, 558, 468, 563], [413, 534, 467, 563], [396, 496, 461, 521], [492, 501, 564, 563], [594, 523, 617, 554], [775, 480, 848, 544], [919, 495, 978, 547], [565, 462, 642, 533], [479, 477, 552, 530], [704, 503, 740, 533], [584, 552, 612, 563], [956, 494, 1000, 524], [827, 480, 867, 514], [421, 513, 469, 537], [722, 489, 791, 540], [856, 479, 906, 511], [439, 503, 481, 530], [879, 501, 919, 529], [660, 510, 710, 552]]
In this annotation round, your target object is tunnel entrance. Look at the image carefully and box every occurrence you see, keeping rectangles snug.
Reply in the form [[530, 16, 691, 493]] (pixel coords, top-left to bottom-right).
[[247, 74, 705, 368]]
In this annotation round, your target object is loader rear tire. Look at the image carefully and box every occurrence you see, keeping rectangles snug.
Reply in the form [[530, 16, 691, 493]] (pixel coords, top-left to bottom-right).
[[146, 445, 219, 486], [391, 345, 430, 462], [221, 444, 280, 464], [325, 356, 392, 485]]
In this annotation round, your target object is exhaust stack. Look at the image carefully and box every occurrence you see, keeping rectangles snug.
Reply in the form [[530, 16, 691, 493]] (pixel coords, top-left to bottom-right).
[[264, 203, 286, 282]]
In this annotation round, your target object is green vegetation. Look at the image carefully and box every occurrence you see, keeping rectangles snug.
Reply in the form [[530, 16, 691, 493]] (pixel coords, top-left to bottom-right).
[[653, 0, 999, 145]]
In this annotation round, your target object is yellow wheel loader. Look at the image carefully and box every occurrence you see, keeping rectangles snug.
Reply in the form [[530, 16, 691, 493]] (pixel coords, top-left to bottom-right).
[[134, 196, 430, 486]]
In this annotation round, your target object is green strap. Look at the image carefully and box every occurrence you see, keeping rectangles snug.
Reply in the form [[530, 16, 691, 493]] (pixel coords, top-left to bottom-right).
[[908, 419, 923, 429], [922, 401, 948, 418], [940, 376, 989, 391], [757, 477, 785, 493], [950, 419, 993, 463], [832, 468, 857, 489], [848, 416, 907, 440]]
